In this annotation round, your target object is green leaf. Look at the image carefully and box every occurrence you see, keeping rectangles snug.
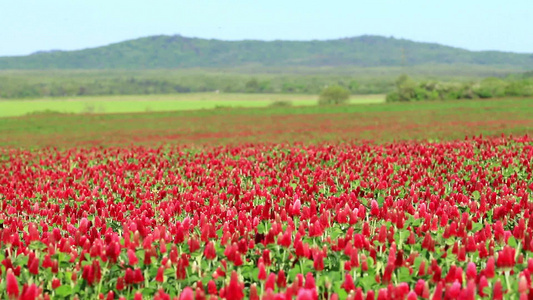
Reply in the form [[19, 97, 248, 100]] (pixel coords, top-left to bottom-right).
[[335, 289, 348, 299], [413, 256, 424, 270], [472, 190, 481, 201], [445, 237, 456, 246], [398, 266, 412, 282], [28, 241, 47, 251], [508, 236, 518, 248], [358, 273, 376, 290], [288, 265, 300, 280], [55, 285, 72, 298], [187, 275, 200, 285], [471, 222, 483, 233]]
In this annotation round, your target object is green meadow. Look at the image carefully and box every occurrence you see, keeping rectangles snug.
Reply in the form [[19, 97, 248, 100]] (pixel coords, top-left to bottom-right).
[[0, 93, 385, 118]]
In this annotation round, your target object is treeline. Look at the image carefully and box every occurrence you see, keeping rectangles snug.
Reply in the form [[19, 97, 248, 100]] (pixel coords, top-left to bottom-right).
[[386, 74, 533, 102], [2, 69, 531, 100], [0, 70, 394, 99]]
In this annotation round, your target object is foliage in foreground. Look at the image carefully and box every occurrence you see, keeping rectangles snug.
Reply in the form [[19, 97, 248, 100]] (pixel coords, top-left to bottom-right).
[[0, 136, 533, 299]]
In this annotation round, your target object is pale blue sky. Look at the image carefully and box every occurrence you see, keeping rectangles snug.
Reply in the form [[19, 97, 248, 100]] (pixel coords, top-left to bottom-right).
[[1, 0, 532, 56]]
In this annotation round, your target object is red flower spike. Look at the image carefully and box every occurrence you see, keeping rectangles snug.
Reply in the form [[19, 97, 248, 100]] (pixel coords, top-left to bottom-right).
[[478, 276, 489, 297], [204, 241, 216, 260], [365, 290, 375, 300], [304, 272, 316, 290], [116, 277, 125, 291], [156, 266, 165, 283], [313, 251, 324, 271], [207, 280, 217, 295], [127, 249, 138, 265], [258, 262, 267, 280], [486, 257, 495, 278], [225, 271, 244, 300], [431, 282, 443, 300], [265, 273, 276, 291], [493, 280, 504, 300], [407, 291, 417, 300], [466, 262, 476, 280], [6, 269, 20, 298], [377, 288, 387, 300], [106, 291, 114, 300], [28, 257, 39, 275], [249, 284, 259, 300], [342, 273, 355, 292], [179, 287, 194, 300], [296, 289, 316, 300], [52, 278, 61, 289], [19, 283, 37, 300], [277, 270, 287, 288], [519, 275, 529, 294]]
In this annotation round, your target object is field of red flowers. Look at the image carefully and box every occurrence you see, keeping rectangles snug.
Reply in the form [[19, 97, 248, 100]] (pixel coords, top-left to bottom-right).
[[0, 134, 532, 299]]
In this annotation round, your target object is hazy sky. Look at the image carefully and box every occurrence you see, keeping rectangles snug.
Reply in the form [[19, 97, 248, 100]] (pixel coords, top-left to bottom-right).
[[1, 0, 532, 56]]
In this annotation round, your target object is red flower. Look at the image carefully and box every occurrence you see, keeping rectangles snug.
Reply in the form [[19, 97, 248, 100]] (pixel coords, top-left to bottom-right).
[[204, 241, 216, 260], [486, 257, 495, 278], [277, 270, 287, 288], [125, 268, 135, 285], [19, 283, 37, 300], [188, 236, 200, 253], [106, 291, 114, 300], [466, 262, 476, 280], [296, 289, 315, 300], [28, 257, 39, 275], [406, 291, 417, 300], [265, 273, 276, 291], [179, 287, 194, 300], [304, 272, 316, 290], [370, 200, 379, 216], [278, 230, 292, 248], [207, 280, 217, 295], [493, 280, 504, 300], [432, 282, 443, 300], [116, 277, 125, 291], [156, 266, 165, 283], [519, 275, 529, 294], [225, 271, 244, 300], [249, 284, 259, 300], [127, 249, 138, 265], [257, 262, 267, 280], [496, 246, 516, 268], [6, 269, 19, 298], [313, 251, 324, 271], [341, 273, 355, 292], [52, 278, 61, 289]]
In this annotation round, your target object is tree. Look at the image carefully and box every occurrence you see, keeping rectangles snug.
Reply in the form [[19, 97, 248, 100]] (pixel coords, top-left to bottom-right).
[[245, 78, 260, 93], [318, 85, 350, 105]]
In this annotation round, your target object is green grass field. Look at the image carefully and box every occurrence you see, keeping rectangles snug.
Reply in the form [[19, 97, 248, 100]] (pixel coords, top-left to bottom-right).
[[0, 93, 385, 118], [1, 97, 532, 148]]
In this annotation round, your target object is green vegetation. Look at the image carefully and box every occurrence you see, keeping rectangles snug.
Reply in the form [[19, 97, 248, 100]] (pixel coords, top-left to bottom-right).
[[2, 97, 532, 148], [386, 74, 533, 102], [318, 85, 350, 105], [1, 35, 532, 69], [0, 93, 385, 118], [0, 66, 523, 100]]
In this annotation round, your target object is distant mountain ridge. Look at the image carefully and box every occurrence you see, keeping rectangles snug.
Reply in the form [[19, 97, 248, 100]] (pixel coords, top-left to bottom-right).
[[1, 35, 532, 70]]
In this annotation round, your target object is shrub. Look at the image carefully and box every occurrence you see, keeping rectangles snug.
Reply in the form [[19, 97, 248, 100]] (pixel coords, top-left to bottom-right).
[[385, 92, 400, 102], [268, 100, 292, 107], [318, 85, 350, 105]]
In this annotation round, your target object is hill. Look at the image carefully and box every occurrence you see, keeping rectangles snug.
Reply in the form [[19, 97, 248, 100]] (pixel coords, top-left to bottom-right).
[[1, 35, 532, 70]]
